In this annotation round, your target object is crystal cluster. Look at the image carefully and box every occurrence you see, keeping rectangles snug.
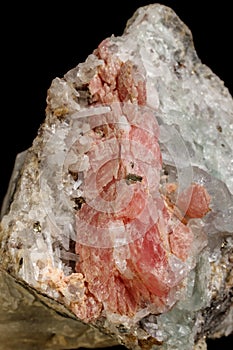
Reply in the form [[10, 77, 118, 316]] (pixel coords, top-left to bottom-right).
[[0, 3, 232, 350]]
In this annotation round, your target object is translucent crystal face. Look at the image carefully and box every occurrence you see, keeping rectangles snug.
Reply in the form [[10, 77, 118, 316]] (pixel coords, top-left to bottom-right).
[[38, 98, 213, 321], [1, 4, 232, 349], [16, 24, 219, 324]]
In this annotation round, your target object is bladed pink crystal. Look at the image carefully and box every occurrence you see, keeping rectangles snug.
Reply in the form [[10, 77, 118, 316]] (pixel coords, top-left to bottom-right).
[[71, 39, 211, 321]]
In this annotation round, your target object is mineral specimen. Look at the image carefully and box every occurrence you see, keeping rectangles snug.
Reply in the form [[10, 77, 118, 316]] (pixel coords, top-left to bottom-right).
[[0, 3, 233, 350]]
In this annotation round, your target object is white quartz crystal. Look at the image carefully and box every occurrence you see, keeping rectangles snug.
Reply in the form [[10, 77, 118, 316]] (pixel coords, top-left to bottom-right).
[[0, 4, 232, 350]]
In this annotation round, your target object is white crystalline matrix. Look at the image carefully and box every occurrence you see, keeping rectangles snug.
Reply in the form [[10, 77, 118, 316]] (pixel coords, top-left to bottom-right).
[[0, 3, 232, 350]]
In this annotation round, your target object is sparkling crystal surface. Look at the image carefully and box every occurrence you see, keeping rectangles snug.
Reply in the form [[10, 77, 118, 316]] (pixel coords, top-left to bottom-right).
[[0, 3, 232, 350]]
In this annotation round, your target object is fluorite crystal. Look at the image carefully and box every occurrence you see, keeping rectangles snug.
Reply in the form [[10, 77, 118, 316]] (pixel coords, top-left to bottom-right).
[[0, 3, 232, 350]]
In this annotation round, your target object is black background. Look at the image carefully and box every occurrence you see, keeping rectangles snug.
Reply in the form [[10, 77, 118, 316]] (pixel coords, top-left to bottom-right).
[[1, 1, 232, 349]]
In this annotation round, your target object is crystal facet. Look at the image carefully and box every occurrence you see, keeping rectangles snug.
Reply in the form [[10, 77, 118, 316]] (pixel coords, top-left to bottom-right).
[[0, 3, 232, 350]]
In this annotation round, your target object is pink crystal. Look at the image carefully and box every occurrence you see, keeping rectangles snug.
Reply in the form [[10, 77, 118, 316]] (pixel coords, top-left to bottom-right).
[[69, 40, 212, 321], [89, 39, 147, 105], [1, 4, 232, 349]]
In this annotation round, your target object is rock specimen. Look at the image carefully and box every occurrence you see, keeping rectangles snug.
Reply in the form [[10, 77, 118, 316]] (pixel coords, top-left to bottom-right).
[[0, 3, 232, 350]]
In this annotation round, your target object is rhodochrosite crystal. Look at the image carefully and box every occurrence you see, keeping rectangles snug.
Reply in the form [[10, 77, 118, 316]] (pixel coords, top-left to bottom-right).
[[0, 3, 233, 350]]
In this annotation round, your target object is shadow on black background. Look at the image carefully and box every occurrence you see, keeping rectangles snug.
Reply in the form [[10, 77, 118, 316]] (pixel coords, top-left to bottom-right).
[[1, 1, 232, 349]]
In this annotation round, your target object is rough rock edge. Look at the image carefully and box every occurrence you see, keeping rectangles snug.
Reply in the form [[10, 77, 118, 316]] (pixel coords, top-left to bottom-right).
[[0, 3, 232, 350], [0, 269, 117, 350]]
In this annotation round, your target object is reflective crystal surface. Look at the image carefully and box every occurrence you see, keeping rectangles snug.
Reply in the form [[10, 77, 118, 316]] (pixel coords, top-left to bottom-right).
[[0, 4, 232, 350]]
